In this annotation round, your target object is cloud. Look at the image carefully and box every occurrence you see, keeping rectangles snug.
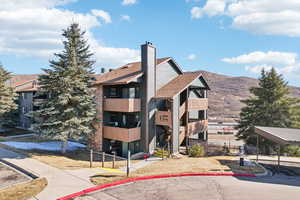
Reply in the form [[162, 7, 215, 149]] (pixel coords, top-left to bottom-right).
[[120, 15, 131, 21], [222, 51, 298, 66], [91, 9, 112, 24], [191, 0, 300, 37], [187, 54, 196, 60], [0, 0, 139, 69], [122, 0, 137, 6], [223, 51, 300, 75]]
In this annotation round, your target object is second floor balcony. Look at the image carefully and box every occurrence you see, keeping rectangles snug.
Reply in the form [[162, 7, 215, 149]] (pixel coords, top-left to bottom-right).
[[103, 98, 141, 112]]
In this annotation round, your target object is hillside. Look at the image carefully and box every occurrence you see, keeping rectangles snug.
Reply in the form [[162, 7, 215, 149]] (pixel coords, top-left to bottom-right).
[[198, 70, 300, 122], [10, 72, 300, 122]]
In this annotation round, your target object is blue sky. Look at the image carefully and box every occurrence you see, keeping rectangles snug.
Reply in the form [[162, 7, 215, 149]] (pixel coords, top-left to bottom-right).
[[1, 0, 300, 86]]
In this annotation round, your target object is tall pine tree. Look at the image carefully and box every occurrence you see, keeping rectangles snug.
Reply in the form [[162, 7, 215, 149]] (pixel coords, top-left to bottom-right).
[[0, 65, 17, 128], [236, 68, 299, 151], [33, 23, 96, 153]]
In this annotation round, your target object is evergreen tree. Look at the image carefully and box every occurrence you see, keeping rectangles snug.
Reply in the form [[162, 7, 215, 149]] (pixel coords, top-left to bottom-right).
[[33, 23, 96, 153], [0, 65, 17, 128], [236, 68, 299, 151]]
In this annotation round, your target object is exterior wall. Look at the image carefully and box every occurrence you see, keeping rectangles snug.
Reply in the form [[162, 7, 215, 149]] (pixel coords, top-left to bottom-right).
[[93, 85, 103, 151], [171, 95, 180, 153], [156, 61, 180, 90], [18, 92, 34, 129], [141, 43, 156, 154]]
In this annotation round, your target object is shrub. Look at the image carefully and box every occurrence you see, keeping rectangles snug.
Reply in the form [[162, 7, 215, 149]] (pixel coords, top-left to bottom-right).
[[284, 145, 300, 157], [189, 144, 205, 157]]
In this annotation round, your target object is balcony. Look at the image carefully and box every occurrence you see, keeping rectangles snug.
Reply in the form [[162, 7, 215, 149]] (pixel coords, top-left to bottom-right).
[[188, 98, 208, 111], [155, 111, 172, 127], [103, 98, 141, 112], [103, 126, 141, 142], [187, 120, 208, 136]]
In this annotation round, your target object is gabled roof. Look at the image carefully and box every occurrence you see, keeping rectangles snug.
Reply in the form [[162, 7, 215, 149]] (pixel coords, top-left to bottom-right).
[[155, 72, 206, 99], [255, 126, 300, 145], [94, 57, 172, 85], [15, 79, 38, 92]]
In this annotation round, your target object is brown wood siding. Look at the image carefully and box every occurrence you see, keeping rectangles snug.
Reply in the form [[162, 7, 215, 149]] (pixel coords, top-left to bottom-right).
[[188, 98, 208, 111], [103, 98, 141, 112], [155, 111, 172, 127], [187, 120, 208, 136], [103, 126, 141, 142]]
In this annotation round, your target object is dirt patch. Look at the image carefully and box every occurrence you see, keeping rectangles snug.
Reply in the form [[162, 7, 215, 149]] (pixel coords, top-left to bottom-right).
[[0, 162, 30, 189], [0, 177, 47, 200]]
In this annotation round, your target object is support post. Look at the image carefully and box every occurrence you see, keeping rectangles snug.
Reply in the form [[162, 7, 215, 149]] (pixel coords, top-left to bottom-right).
[[256, 135, 259, 162], [127, 150, 131, 177], [112, 152, 115, 169], [102, 152, 105, 168], [277, 144, 281, 173], [90, 149, 93, 168]]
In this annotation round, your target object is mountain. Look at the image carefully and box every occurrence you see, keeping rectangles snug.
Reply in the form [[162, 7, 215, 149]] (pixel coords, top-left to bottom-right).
[[10, 72, 300, 122], [198, 71, 300, 122]]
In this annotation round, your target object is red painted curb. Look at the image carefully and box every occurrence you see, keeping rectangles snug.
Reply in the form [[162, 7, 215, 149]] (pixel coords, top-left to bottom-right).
[[57, 173, 256, 200]]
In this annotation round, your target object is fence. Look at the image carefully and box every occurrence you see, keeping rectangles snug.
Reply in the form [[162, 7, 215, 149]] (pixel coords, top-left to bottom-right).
[[188, 138, 240, 156], [87, 149, 128, 169]]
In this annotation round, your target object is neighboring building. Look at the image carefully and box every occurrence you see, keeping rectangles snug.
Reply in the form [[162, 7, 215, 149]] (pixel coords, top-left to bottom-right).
[[92, 42, 210, 156], [11, 42, 210, 156], [13, 79, 41, 129]]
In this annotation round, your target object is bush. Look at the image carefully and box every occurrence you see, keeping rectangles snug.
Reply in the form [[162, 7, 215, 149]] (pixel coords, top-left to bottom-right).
[[284, 145, 300, 157], [189, 144, 205, 157]]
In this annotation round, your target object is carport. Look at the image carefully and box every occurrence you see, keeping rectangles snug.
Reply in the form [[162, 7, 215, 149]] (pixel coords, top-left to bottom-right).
[[255, 126, 300, 170]]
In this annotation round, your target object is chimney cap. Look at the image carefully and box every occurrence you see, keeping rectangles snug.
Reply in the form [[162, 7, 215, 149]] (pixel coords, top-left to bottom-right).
[[145, 41, 153, 45]]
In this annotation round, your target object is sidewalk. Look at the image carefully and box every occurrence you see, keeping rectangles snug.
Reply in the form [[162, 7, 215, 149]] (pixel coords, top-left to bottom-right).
[[118, 156, 161, 172], [0, 147, 95, 200], [247, 155, 300, 163]]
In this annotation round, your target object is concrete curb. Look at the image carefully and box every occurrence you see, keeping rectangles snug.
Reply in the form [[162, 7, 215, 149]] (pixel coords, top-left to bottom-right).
[[254, 162, 270, 177], [57, 173, 256, 200]]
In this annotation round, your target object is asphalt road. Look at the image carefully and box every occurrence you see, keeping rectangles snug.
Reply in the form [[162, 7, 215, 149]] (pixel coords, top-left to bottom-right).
[[77, 175, 300, 200]]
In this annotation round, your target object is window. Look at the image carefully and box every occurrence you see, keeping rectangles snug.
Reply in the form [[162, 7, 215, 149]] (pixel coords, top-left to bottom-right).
[[109, 88, 117, 97]]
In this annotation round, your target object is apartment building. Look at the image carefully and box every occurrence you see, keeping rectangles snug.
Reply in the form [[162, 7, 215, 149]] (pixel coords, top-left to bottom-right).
[[93, 42, 210, 157], [12, 42, 210, 157]]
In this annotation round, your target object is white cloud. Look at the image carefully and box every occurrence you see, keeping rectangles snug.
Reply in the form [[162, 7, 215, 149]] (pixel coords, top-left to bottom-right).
[[0, 0, 139, 69], [122, 0, 136, 6], [222, 51, 298, 66], [191, 0, 300, 37], [223, 51, 300, 75], [91, 9, 112, 24], [187, 54, 196, 60], [120, 15, 131, 21]]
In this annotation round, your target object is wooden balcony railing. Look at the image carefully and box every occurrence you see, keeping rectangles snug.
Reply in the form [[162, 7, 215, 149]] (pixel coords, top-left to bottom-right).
[[155, 111, 172, 127], [188, 98, 208, 111], [179, 102, 186, 119], [103, 98, 141, 112], [103, 126, 141, 142], [187, 120, 208, 136]]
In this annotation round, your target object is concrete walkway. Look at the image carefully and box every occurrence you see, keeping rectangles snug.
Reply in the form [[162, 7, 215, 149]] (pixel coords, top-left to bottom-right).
[[119, 156, 162, 172], [247, 155, 300, 163], [0, 147, 95, 200]]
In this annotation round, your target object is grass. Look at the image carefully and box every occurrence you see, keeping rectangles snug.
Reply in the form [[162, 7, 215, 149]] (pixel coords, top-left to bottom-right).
[[0, 177, 47, 200], [0, 136, 135, 170], [90, 156, 265, 186]]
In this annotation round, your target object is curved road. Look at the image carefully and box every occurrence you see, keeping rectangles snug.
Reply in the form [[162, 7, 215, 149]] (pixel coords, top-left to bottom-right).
[[77, 175, 300, 200]]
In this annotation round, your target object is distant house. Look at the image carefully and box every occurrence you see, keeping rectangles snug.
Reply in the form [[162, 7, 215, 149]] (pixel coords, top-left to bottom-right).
[[12, 42, 210, 156]]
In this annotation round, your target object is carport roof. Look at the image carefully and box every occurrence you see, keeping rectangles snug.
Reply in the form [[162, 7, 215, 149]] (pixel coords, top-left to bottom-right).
[[255, 126, 300, 145]]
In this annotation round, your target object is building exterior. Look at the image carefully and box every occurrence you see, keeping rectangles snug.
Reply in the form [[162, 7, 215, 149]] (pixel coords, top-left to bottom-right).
[[12, 42, 210, 157], [92, 42, 210, 156]]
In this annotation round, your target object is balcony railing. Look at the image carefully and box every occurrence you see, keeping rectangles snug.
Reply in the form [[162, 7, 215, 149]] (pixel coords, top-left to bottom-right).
[[103, 126, 141, 142], [187, 119, 208, 136], [155, 111, 172, 127], [188, 98, 208, 111], [179, 102, 186, 119], [103, 98, 141, 112]]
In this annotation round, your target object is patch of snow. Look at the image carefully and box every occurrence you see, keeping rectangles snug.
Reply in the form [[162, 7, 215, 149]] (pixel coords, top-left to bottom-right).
[[0, 141, 86, 152]]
